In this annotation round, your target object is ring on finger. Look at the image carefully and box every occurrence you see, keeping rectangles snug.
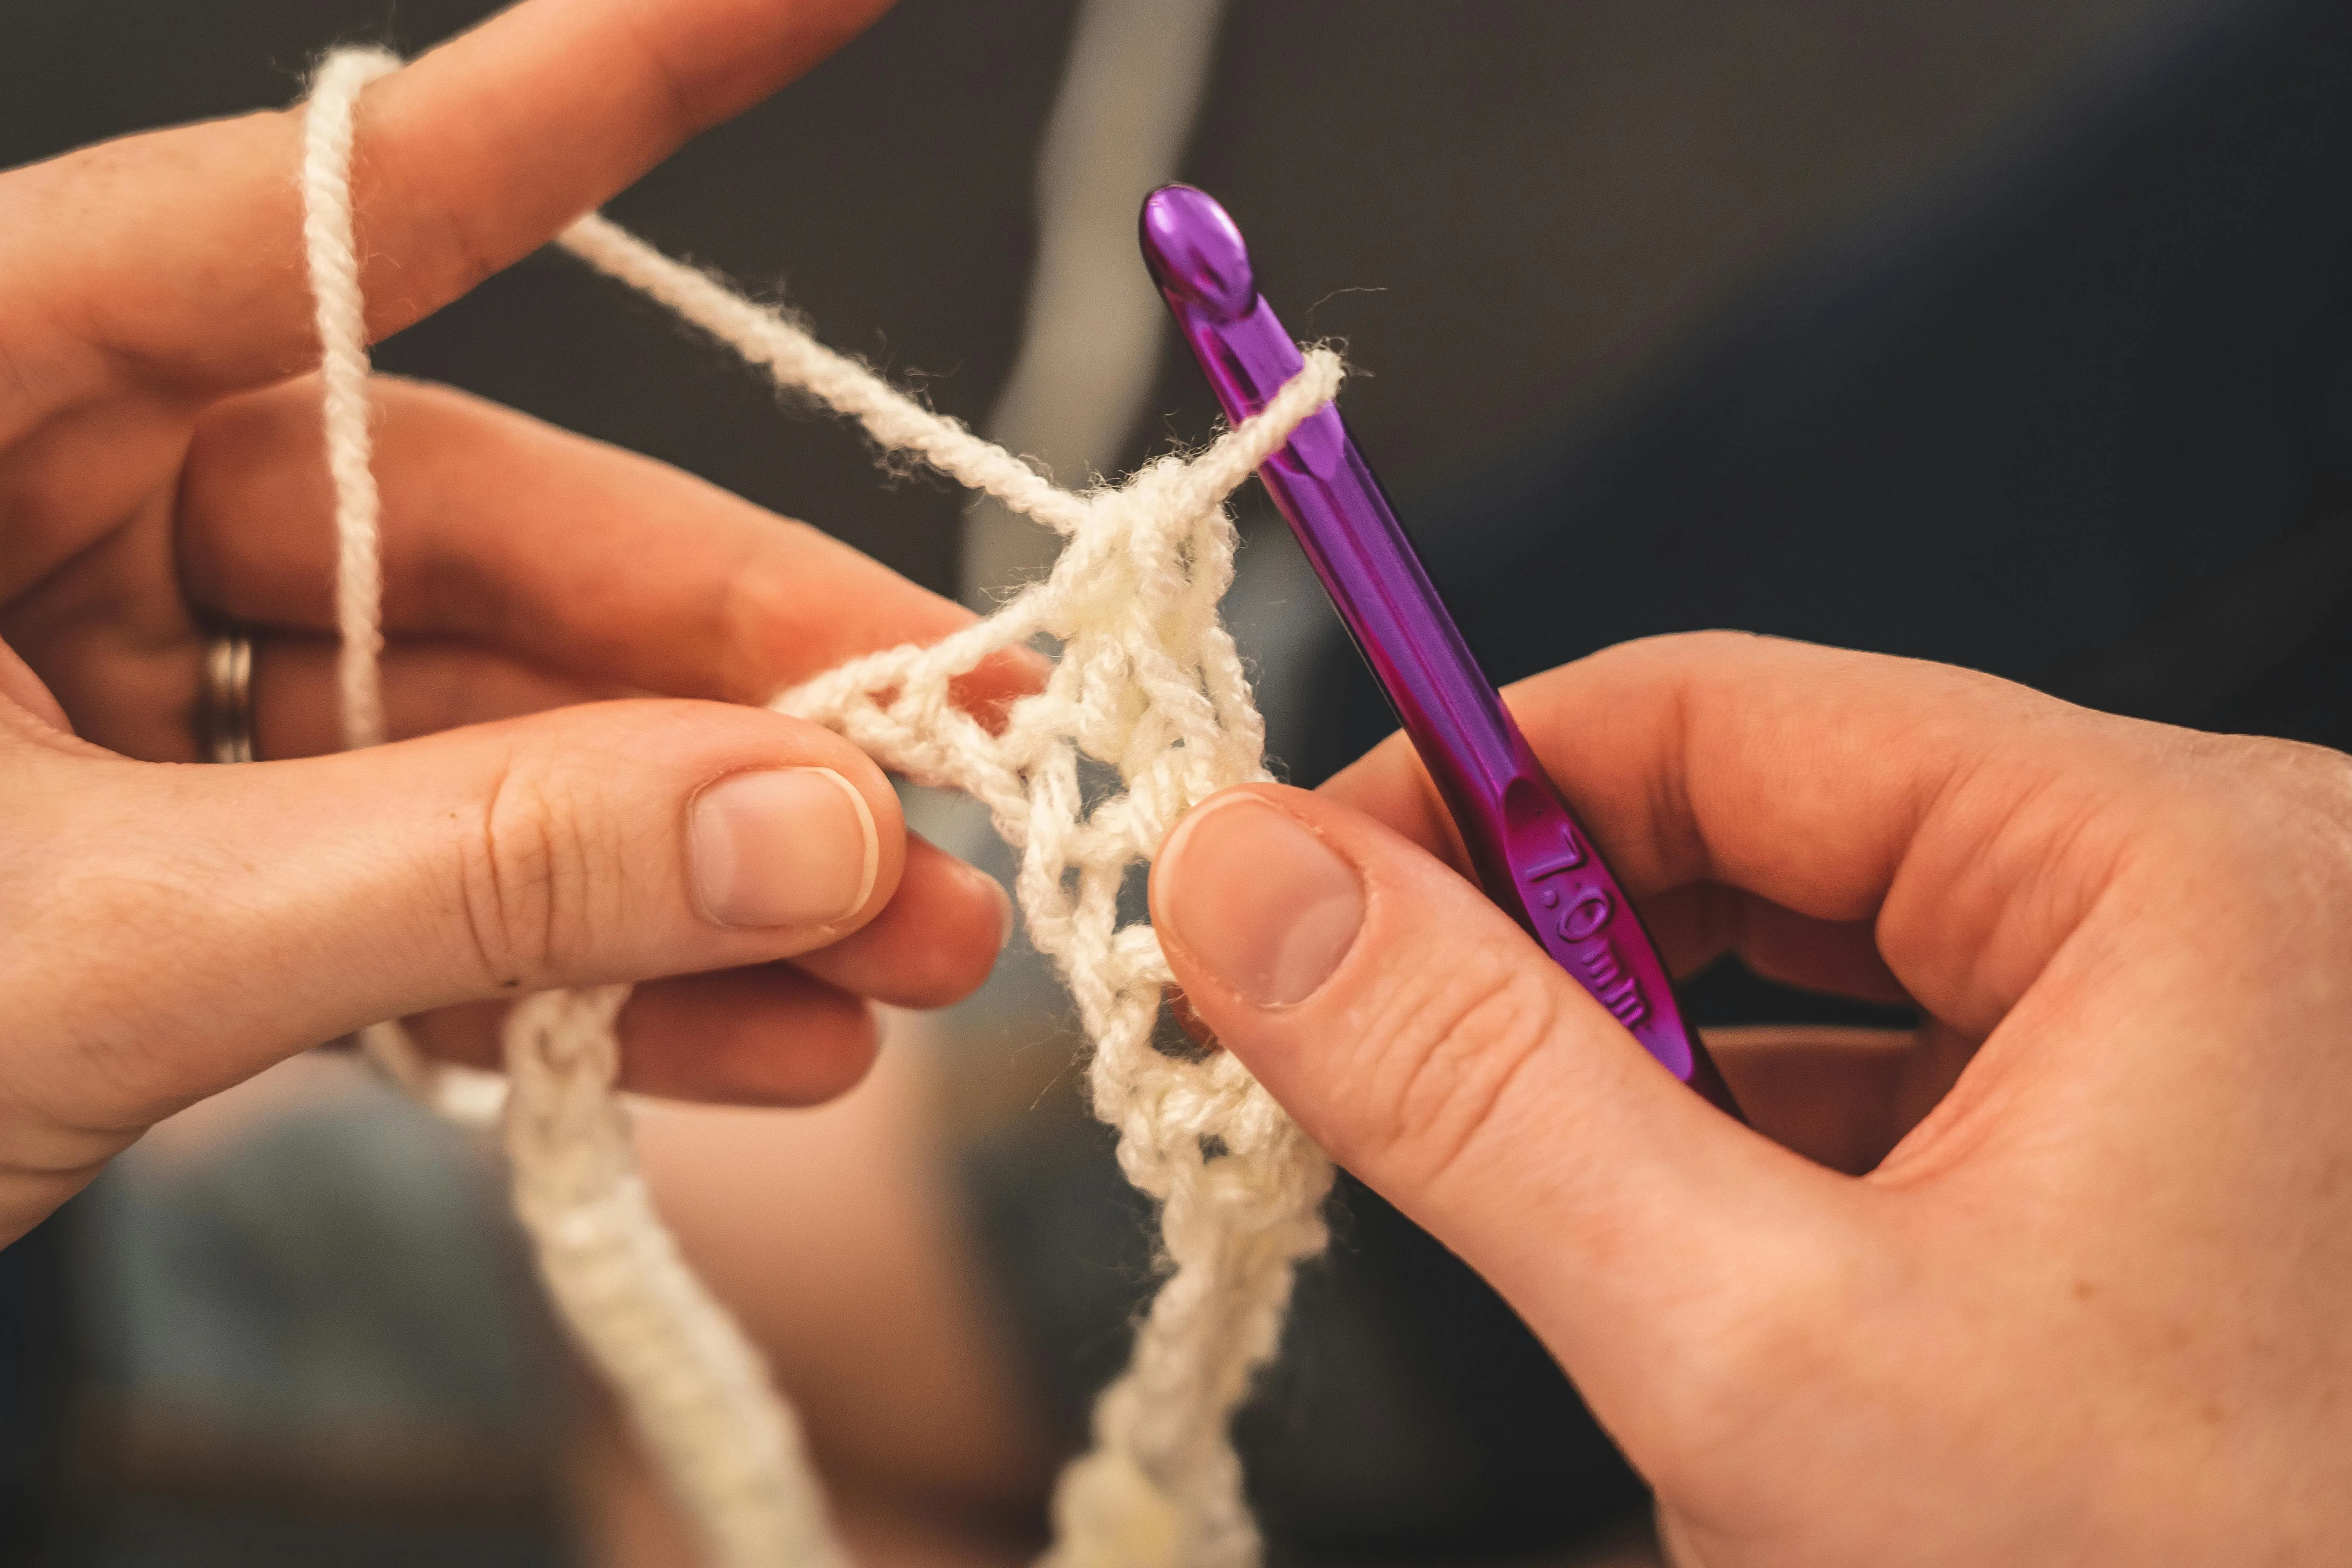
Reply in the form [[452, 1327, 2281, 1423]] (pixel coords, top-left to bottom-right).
[[198, 627, 256, 764]]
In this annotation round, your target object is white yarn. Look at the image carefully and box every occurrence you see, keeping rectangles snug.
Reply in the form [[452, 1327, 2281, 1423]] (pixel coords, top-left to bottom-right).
[[303, 59, 841, 1568], [301, 47, 397, 754], [305, 49, 1339, 1568], [504, 987, 847, 1568], [304, 51, 497, 1123], [963, 0, 1230, 604]]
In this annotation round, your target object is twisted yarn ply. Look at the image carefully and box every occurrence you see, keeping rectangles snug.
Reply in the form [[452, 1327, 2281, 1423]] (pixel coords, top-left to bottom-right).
[[303, 49, 1341, 1568]]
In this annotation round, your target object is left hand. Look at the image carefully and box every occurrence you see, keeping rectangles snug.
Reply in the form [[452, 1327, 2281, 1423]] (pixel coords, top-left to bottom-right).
[[0, 0, 1033, 1240]]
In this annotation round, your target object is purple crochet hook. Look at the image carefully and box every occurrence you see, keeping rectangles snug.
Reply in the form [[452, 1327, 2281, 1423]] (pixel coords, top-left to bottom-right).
[[1140, 184, 1739, 1117]]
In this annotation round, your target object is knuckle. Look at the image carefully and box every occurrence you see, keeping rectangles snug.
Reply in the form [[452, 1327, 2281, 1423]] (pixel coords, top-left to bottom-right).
[[454, 748, 600, 987], [2134, 731, 2352, 890], [2245, 735, 2352, 821], [1347, 942, 1563, 1193], [612, 8, 711, 140]]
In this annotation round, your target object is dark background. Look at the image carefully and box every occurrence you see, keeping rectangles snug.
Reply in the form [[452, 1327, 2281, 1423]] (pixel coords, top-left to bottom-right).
[[0, 0, 2223, 600]]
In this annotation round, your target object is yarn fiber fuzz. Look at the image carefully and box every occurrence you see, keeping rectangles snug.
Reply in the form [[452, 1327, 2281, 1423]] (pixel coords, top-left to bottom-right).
[[303, 47, 1339, 1568]]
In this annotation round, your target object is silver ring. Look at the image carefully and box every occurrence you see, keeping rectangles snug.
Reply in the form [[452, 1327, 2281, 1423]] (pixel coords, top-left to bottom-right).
[[199, 630, 255, 764]]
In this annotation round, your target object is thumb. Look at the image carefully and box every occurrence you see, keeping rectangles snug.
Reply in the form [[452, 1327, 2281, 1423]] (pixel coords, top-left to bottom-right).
[[1150, 784, 1868, 1459], [11, 697, 900, 1135]]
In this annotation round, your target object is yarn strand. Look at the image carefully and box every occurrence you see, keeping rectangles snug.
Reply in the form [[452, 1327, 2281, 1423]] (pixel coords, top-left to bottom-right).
[[301, 47, 397, 754]]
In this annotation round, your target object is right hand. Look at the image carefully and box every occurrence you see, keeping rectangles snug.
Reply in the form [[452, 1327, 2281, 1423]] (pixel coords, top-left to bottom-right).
[[0, 0, 1036, 1245], [1152, 632, 2352, 1564]]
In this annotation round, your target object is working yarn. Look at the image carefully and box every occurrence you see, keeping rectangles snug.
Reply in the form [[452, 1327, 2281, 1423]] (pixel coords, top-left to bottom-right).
[[304, 48, 1341, 1568]]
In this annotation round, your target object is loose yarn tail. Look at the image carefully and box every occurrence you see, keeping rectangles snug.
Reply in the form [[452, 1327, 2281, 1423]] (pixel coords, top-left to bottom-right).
[[306, 46, 1343, 1568], [505, 989, 848, 1568], [304, 51, 452, 1110], [302, 57, 846, 1568]]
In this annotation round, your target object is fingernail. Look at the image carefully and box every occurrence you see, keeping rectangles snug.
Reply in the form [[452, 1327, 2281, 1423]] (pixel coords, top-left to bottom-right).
[[690, 768, 878, 929], [966, 861, 1016, 953], [1156, 794, 1364, 1007]]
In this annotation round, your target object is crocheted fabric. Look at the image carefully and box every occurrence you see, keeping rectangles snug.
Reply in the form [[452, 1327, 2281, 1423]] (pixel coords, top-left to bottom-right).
[[305, 49, 1341, 1568]]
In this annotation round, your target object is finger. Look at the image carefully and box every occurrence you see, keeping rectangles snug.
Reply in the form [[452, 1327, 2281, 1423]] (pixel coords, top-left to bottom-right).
[[1307, 718, 1907, 998], [6, 698, 936, 1144], [788, 835, 1011, 1010], [1312, 673, 1911, 1004], [179, 377, 1044, 712], [408, 962, 880, 1108], [1638, 882, 1911, 1005], [1320, 632, 2178, 1036], [0, 636, 71, 736], [406, 833, 1012, 1104], [1704, 1024, 1971, 1176], [13, 0, 894, 401], [19, 627, 612, 767], [1149, 784, 1870, 1466], [251, 635, 614, 760]]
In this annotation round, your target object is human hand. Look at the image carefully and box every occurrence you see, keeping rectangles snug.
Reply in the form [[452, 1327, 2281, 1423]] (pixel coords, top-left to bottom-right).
[[1152, 632, 2352, 1564], [0, 0, 1036, 1243]]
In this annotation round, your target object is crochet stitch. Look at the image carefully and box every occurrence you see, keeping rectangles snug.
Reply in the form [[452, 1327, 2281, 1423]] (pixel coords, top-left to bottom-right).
[[303, 47, 1343, 1568]]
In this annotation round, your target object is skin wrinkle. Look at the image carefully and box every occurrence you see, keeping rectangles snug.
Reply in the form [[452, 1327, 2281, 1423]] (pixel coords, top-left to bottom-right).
[[22, 844, 253, 1137], [612, 1, 719, 152], [1869, 886, 2167, 1190], [714, 530, 801, 703], [1873, 727, 2076, 1033], [0, 287, 96, 454], [365, 60, 581, 342], [1370, 929, 1566, 1198], [5, 395, 196, 608], [530, 746, 621, 984], [461, 748, 543, 992], [354, 124, 508, 345], [64, 116, 306, 391], [1866, 1016, 2026, 1190], [1471, 1031, 1662, 1278], [1905, 775, 2064, 1030], [1919, 731, 2152, 1036], [1762, 709, 1928, 919], [0, 334, 44, 440], [1647, 639, 1713, 889]]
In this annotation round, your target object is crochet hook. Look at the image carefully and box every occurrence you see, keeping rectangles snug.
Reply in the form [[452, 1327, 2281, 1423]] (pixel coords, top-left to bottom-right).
[[1139, 183, 1741, 1118]]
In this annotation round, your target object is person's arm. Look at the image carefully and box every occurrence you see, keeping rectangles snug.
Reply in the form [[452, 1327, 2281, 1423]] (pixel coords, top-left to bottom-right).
[[0, 0, 1035, 1243], [1153, 630, 2352, 1564]]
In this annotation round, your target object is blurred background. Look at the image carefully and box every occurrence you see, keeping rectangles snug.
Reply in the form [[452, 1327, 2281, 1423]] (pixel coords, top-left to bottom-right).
[[4, 0, 2350, 1564]]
